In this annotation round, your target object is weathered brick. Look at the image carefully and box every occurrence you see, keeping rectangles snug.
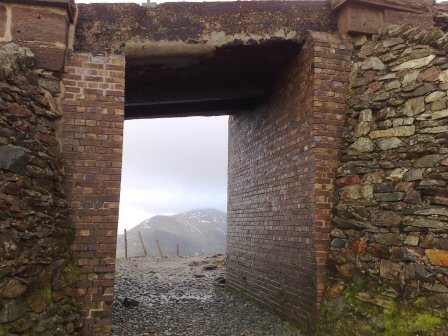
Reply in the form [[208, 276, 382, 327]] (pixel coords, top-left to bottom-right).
[[0, 4, 6, 39], [227, 32, 349, 332], [20, 43, 67, 72], [61, 53, 125, 334], [11, 5, 69, 44]]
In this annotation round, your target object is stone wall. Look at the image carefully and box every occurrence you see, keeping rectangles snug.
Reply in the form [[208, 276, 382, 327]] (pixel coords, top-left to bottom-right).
[[435, 1, 448, 32], [60, 53, 125, 336], [0, 43, 78, 335], [227, 32, 350, 333], [321, 26, 448, 335]]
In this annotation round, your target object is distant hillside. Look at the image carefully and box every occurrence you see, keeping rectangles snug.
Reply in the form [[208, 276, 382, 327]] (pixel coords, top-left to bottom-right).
[[117, 209, 227, 258]]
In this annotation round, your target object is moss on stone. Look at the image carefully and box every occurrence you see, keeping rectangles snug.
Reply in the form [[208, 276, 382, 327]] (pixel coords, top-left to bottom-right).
[[384, 303, 444, 336], [41, 283, 52, 305], [63, 260, 81, 285], [414, 296, 427, 308], [319, 279, 447, 336]]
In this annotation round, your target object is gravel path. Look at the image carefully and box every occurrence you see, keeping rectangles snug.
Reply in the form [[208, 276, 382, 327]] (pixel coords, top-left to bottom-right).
[[112, 255, 303, 336]]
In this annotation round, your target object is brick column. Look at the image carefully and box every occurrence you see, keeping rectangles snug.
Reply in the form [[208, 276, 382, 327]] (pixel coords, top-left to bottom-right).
[[308, 32, 351, 304], [227, 32, 351, 332], [60, 53, 125, 335]]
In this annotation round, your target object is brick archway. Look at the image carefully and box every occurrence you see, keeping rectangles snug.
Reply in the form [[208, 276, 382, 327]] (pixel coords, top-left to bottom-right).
[[60, 31, 349, 334]]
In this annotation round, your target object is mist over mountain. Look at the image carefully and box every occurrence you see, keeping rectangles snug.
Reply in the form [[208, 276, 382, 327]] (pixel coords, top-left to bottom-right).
[[116, 209, 227, 257]]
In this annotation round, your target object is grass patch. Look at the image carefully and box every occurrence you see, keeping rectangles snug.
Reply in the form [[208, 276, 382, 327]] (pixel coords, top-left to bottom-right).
[[42, 283, 52, 305], [384, 303, 444, 336]]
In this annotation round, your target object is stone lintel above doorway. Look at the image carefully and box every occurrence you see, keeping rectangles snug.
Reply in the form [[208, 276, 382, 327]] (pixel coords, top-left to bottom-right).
[[0, 0, 76, 71], [332, 0, 435, 35], [1, 0, 76, 23]]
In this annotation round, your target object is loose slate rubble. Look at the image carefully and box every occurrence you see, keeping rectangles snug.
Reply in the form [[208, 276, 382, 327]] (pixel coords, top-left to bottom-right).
[[112, 255, 300, 336]]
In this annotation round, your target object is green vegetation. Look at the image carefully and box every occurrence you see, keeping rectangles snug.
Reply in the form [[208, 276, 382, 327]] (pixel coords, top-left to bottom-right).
[[384, 303, 444, 336], [41, 283, 52, 305], [64, 260, 81, 285], [318, 278, 447, 336], [414, 297, 427, 308], [343, 277, 367, 304], [0, 326, 7, 336]]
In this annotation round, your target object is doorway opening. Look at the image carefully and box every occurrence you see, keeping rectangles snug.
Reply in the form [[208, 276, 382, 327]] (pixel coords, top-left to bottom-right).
[[116, 116, 229, 259], [111, 38, 306, 336], [112, 115, 234, 335]]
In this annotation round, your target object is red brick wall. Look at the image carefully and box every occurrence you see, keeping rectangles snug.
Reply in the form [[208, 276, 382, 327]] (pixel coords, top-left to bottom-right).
[[61, 53, 125, 336], [227, 32, 350, 332]]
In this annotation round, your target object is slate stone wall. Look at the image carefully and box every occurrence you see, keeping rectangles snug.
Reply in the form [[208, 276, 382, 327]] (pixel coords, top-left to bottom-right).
[[321, 25, 448, 335], [0, 43, 78, 335]]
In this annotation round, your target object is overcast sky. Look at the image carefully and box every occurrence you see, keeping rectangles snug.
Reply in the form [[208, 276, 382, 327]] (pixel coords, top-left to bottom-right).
[[118, 117, 228, 233]]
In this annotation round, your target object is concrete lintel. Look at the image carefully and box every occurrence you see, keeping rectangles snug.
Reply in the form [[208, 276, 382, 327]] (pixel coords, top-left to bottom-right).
[[308, 31, 344, 44], [75, 1, 336, 55]]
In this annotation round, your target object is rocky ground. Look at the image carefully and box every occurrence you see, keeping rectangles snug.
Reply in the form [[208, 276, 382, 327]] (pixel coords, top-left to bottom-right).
[[112, 255, 303, 336]]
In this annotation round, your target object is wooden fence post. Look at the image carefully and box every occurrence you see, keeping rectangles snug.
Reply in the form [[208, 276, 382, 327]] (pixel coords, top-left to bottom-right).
[[156, 239, 163, 257], [138, 231, 148, 256], [124, 229, 128, 259]]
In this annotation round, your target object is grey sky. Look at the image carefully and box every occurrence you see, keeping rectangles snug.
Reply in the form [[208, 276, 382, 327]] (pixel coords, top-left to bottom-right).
[[118, 117, 229, 233]]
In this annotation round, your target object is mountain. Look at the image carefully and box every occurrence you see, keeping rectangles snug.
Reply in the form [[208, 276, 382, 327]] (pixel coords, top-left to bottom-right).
[[116, 209, 227, 258]]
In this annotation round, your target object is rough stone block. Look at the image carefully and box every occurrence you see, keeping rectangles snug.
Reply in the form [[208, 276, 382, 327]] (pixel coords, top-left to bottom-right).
[[0, 144, 28, 174], [380, 260, 402, 281], [336, 3, 383, 35], [333, 1, 434, 35], [11, 6, 69, 45], [426, 249, 448, 267], [21, 43, 67, 72]]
